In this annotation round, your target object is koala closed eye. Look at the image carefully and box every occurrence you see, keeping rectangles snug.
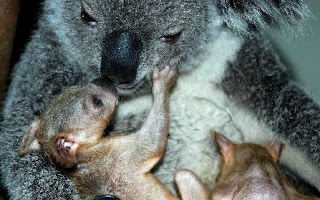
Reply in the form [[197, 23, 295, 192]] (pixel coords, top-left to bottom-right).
[[80, 7, 97, 27], [160, 31, 182, 44]]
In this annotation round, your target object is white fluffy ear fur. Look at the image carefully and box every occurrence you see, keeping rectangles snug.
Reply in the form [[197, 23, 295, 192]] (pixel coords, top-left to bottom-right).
[[216, 0, 311, 35], [19, 118, 41, 156]]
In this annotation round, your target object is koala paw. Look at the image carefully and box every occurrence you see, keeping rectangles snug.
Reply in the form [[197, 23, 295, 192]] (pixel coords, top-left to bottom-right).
[[152, 66, 178, 95]]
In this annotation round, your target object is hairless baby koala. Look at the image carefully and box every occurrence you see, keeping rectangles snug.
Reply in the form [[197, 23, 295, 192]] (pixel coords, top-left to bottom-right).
[[175, 130, 320, 200], [19, 66, 180, 200]]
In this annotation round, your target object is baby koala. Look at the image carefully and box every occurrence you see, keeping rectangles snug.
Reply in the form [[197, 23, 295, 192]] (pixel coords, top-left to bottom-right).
[[175, 130, 320, 200], [19, 66, 180, 200]]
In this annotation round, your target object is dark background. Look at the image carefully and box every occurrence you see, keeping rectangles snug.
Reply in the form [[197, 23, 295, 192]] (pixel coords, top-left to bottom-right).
[[0, 1, 43, 199], [10, 0, 44, 68]]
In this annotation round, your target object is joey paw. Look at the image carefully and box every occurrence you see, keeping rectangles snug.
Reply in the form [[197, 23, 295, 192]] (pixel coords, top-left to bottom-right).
[[152, 66, 178, 95]]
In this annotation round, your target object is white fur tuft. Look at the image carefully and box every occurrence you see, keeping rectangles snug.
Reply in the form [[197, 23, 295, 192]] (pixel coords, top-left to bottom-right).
[[216, 0, 312, 36]]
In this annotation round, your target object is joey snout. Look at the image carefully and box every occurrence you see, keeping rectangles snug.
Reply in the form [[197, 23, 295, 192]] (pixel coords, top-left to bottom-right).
[[91, 77, 117, 97]]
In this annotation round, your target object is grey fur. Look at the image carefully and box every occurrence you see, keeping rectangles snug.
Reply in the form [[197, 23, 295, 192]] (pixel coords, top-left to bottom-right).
[[216, 0, 311, 35], [0, 0, 318, 199]]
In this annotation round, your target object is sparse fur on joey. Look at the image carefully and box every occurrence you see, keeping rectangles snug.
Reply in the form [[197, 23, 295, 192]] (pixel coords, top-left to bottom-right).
[[175, 130, 320, 200], [19, 67, 181, 199], [209, 131, 320, 200], [1, 0, 319, 199]]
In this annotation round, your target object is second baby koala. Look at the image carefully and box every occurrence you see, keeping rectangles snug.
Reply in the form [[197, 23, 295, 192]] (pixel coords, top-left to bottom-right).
[[19, 66, 179, 200], [175, 130, 320, 200]]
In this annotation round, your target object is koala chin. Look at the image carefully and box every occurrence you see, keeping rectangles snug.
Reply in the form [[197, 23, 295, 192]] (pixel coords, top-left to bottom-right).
[[1, 0, 319, 199]]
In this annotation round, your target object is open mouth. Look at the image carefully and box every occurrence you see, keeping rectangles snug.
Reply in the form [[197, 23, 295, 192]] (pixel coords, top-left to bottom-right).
[[56, 137, 75, 153]]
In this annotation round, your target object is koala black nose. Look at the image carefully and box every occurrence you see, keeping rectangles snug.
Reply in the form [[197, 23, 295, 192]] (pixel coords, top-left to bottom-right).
[[101, 31, 142, 86]]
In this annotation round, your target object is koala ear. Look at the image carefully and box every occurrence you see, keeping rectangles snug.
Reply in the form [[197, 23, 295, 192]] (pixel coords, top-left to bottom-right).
[[216, 0, 311, 35], [19, 118, 41, 156], [265, 141, 285, 162]]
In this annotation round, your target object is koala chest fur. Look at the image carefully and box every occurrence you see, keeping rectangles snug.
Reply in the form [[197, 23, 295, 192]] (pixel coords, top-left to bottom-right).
[[115, 30, 245, 192]]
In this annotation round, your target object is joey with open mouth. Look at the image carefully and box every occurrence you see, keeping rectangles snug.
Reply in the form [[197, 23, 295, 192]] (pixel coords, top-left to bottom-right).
[[19, 67, 183, 200]]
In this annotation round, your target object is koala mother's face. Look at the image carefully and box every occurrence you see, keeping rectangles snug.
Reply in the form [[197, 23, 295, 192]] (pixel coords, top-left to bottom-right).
[[46, 0, 221, 96]]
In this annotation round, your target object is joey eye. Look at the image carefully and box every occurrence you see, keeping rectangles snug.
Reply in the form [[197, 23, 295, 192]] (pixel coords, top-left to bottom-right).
[[92, 97, 103, 107], [161, 31, 182, 44], [81, 9, 97, 26]]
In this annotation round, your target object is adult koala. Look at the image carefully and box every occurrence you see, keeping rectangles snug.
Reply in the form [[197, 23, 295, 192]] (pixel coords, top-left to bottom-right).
[[0, 0, 318, 199]]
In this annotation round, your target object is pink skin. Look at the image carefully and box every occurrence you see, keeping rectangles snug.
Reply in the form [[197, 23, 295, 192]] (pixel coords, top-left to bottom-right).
[[175, 130, 320, 200]]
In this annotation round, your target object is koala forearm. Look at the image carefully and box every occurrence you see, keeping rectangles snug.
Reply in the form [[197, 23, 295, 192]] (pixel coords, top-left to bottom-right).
[[271, 84, 320, 163], [220, 33, 320, 188]]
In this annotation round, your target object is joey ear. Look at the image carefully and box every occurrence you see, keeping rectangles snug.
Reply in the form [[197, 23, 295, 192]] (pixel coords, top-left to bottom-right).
[[265, 141, 285, 162], [210, 129, 234, 159], [19, 118, 41, 156], [52, 136, 80, 168], [175, 169, 210, 200]]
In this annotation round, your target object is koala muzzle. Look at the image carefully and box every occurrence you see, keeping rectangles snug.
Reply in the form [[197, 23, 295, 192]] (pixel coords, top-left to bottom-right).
[[91, 77, 117, 96], [101, 31, 142, 87]]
